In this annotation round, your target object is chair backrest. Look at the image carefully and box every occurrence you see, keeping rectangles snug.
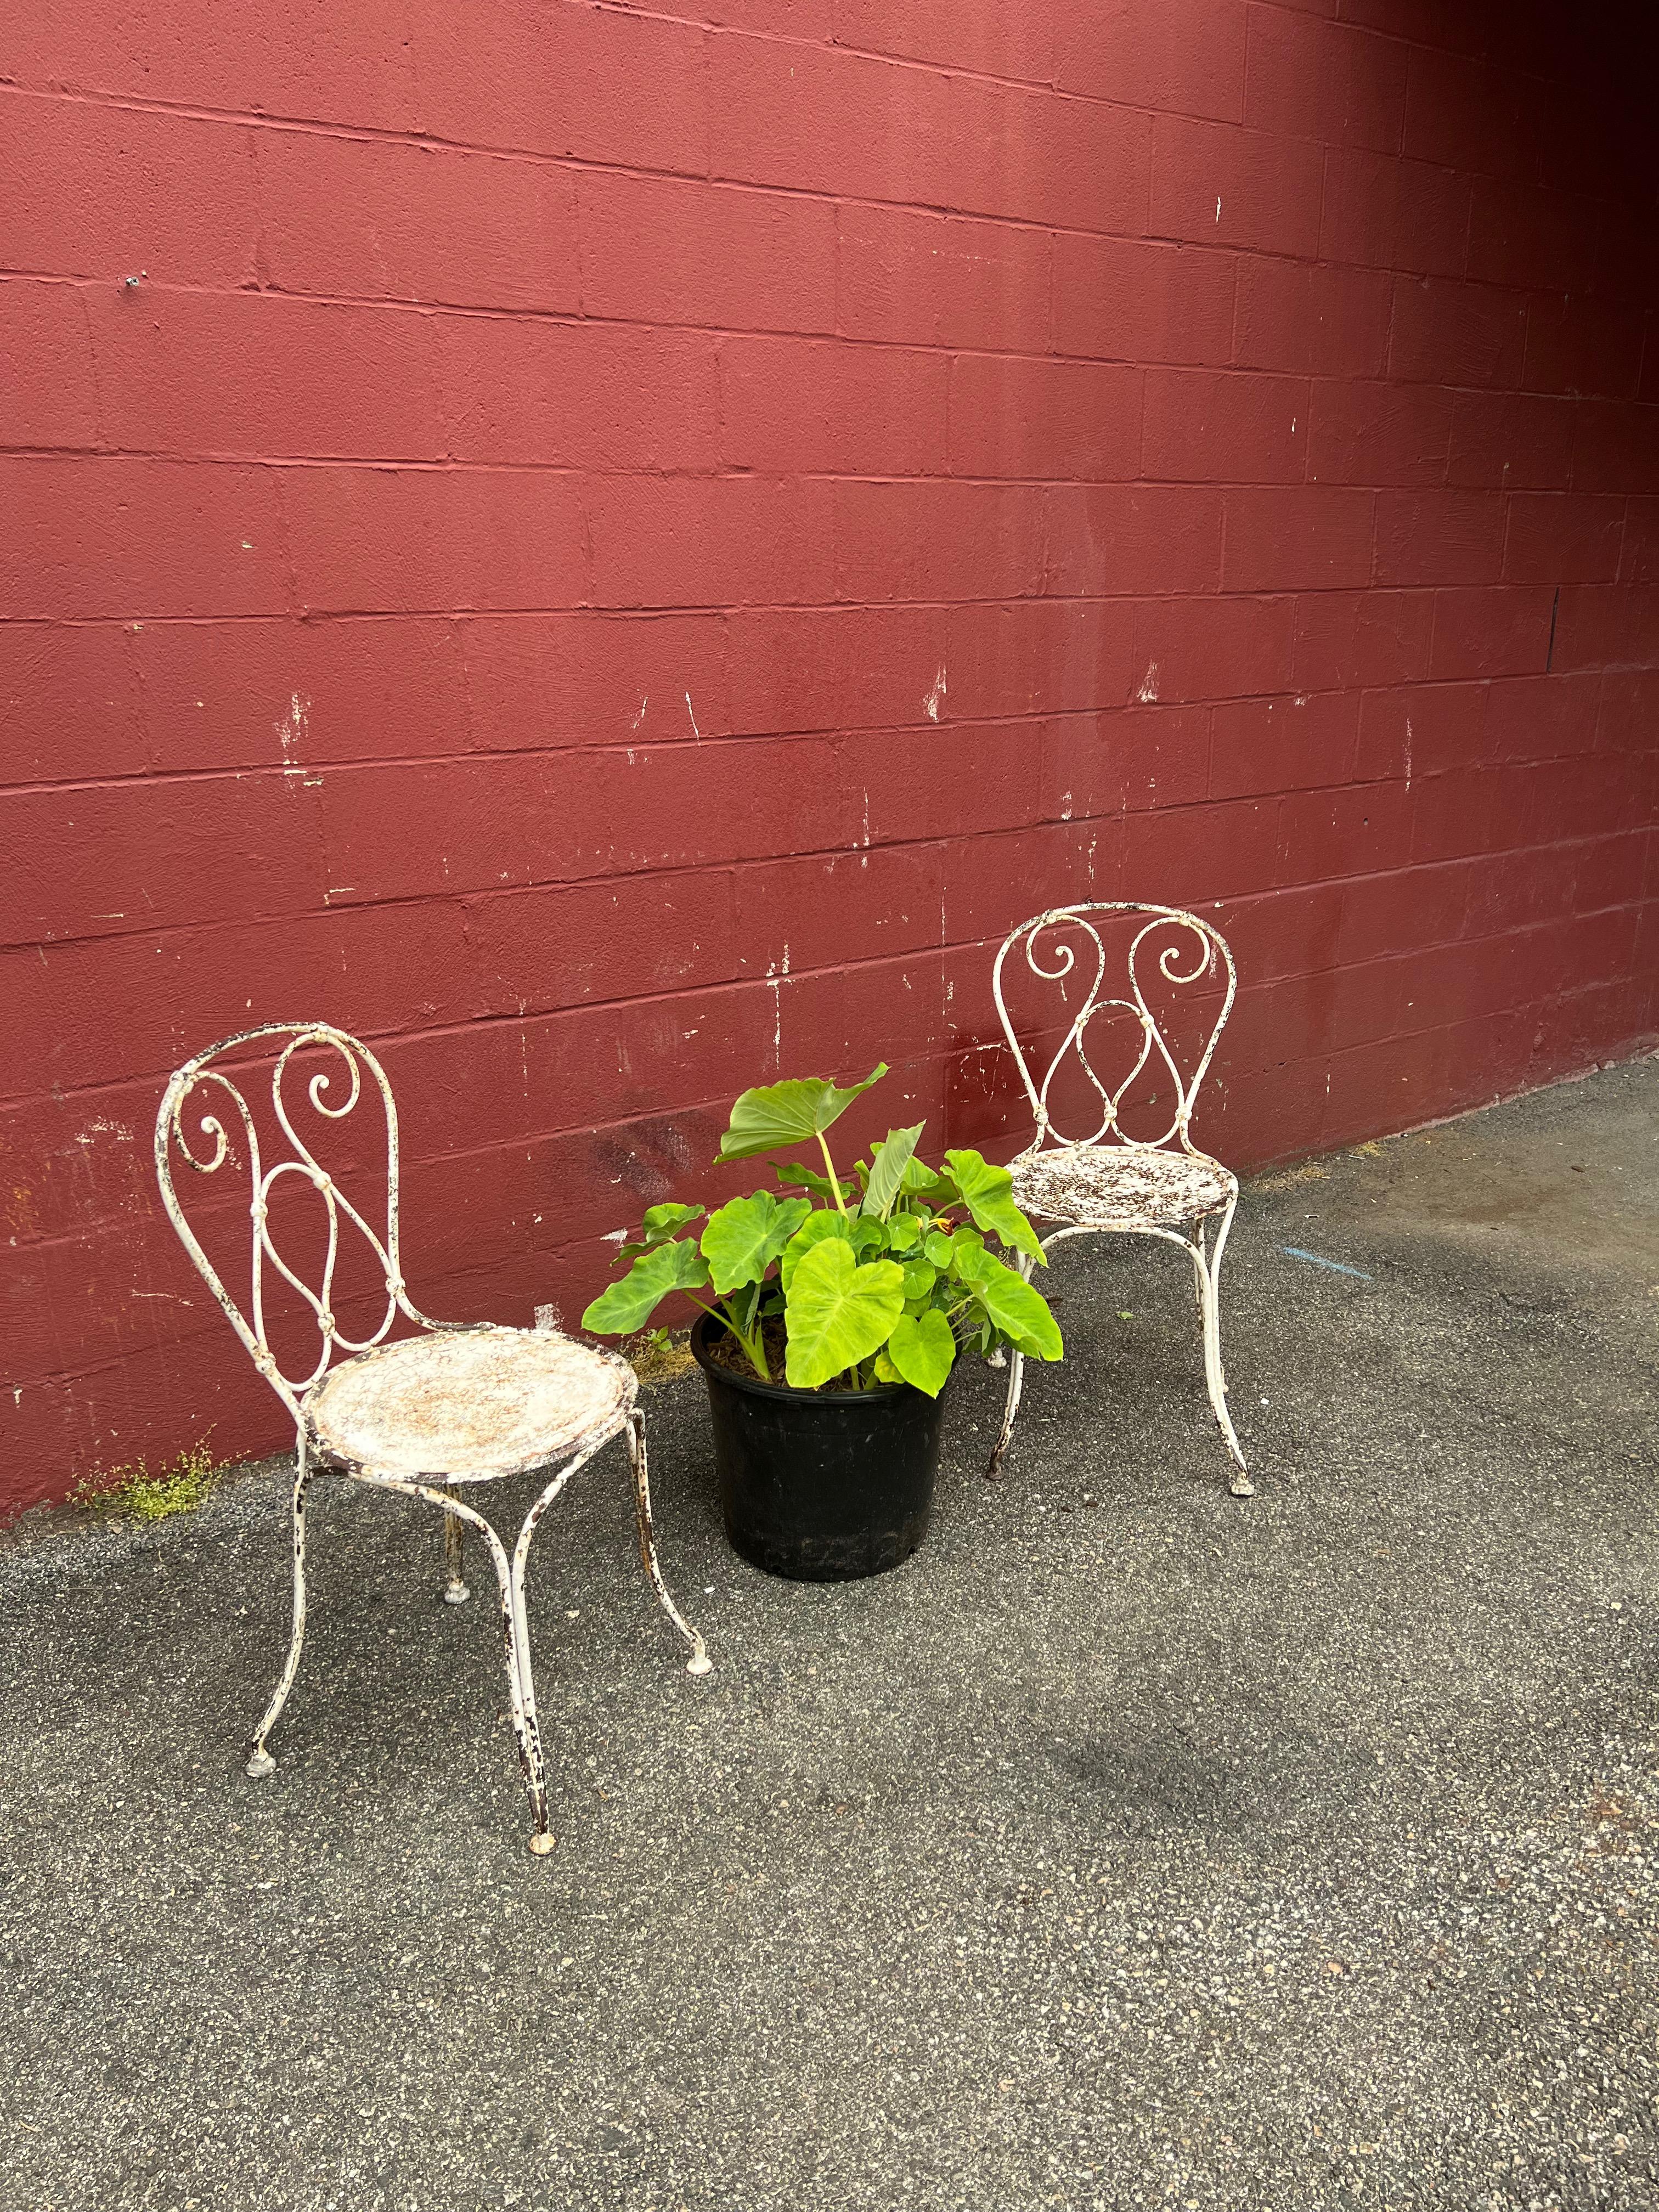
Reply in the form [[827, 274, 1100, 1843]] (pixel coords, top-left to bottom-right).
[[992, 902, 1236, 1155], [155, 1023, 431, 1415]]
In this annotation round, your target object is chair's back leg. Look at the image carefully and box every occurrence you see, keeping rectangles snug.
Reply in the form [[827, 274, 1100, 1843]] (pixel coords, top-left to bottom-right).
[[442, 1500, 470, 1604], [246, 1434, 313, 1778], [625, 1411, 712, 1674], [987, 1349, 1026, 1479], [986, 1246, 1039, 1478]]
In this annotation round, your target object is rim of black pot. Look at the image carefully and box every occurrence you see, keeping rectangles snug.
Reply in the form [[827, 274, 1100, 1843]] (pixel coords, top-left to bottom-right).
[[689, 1308, 913, 1404]]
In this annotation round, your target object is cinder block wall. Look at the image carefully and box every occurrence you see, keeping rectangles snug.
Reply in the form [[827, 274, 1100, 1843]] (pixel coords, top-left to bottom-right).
[[3, 2, 1657, 1509]]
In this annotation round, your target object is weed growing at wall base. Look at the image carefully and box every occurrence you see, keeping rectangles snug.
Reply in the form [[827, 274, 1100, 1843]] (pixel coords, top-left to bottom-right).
[[78, 1436, 223, 1523]]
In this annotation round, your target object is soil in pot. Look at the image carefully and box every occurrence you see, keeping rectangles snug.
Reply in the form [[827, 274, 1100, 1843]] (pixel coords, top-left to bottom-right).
[[690, 1312, 950, 1583]]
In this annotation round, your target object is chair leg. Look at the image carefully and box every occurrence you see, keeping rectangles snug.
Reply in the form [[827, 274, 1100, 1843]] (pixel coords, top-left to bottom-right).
[[491, 1524, 555, 1854], [986, 1248, 1038, 1478], [1196, 1200, 1252, 1498], [351, 1471, 556, 1855], [987, 1346, 1026, 1478], [625, 1410, 712, 1675], [442, 1500, 470, 1605], [246, 1437, 312, 1778]]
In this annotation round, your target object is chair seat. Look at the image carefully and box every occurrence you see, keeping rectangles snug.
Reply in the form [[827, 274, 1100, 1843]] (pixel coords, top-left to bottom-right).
[[1011, 1143, 1236, 1231], [304, 1325, 635, 1483]]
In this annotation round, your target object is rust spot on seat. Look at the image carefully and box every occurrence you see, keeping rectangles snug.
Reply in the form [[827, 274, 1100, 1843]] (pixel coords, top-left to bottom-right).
[[1012, 1144, 1235, 1230], [306, 1326, 633, 1482]]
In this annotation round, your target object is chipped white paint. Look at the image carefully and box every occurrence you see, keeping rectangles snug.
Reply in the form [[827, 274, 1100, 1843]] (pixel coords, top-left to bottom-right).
[[1137, 663, 1160, 704], [633, 695, 648, 732], [1404, 716, 1414, 791], [1215, 196, 1222, 223], [275, 693, 310, 778], [923, 664, 947, 721], [988, 906, 1251, 1498], [155, 1022, 710, 1852], [685, 690, 701, 740]]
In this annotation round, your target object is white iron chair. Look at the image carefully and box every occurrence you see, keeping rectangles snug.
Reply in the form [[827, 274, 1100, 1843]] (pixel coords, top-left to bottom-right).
[[988, 904, 1253, 1497], [155, 1022, 710, 1855]]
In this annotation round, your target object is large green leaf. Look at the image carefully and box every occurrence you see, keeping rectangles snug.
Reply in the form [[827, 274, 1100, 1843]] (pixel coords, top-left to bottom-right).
[[900, 1259, 936, 1301], [699, 1191, 810, 1294], [582, 1238, 710, 1335], [885, 1309, 957, 1397], [885, 1212, 921, 1252], [642, 1201, 703, 1241], [783, 1238, 906, 1390], [902, 1158, 955, 1204], [778, 1209, 853, 1294], [774, 1160, 855, 1206], [943, 1148, 1045, 1263], [957, 1246, 1063, 1361], [860, 1123, 926, 1221], [617, 1200, 705, 1262], [718, 1064, 888, 1161]]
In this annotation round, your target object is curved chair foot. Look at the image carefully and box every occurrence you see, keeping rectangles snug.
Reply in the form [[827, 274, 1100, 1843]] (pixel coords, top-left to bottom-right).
[[687, 1648, 713, 1677], [528, 1829, 556, 1857], [1228, 1470, 1255, 1499], [246, 1447, 312, 1780], [443, 1581, 471, 1606]]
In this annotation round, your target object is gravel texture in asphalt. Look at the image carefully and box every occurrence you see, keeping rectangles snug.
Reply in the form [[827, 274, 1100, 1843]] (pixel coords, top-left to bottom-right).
[[3, 1059, 1657, 2211]]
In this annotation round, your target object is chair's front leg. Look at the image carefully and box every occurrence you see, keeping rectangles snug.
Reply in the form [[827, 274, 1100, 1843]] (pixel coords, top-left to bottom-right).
[[625, 1409, 712, 1674], [1196, 1198, 1252, 1498], [502, 1424, 647, 1854], [353, 1472, 550, 1849], [246, 1432, 313, 1778]]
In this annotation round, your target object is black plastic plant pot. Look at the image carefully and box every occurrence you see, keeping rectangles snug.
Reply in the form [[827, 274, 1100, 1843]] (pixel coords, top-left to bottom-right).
[[689, 1312, 949, 1583]]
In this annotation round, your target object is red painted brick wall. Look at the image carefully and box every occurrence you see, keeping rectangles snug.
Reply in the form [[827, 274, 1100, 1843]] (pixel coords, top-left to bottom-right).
[[3, 2, 1657, 1512]]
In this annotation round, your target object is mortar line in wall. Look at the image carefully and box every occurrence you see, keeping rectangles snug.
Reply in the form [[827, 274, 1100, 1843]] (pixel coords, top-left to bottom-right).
[[595, 0, 1453, 89], [14, 989, 1655, 1282], [6, 861, 1646, 1123], [0, 1, 1568, 174], [0, 435, 1500, 472], [0, 304, 1619, 389], [0, 248, 1612, 326], [0, 591, 1543, 641], [9, 824, 1637, 984], [9, 806, 1638, 980], [0, 75, 1607, 269], [5, 702, 1608, 805]]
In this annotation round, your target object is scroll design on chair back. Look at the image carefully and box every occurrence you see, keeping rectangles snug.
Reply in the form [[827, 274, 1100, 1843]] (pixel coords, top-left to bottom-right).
[[991, 903, 1237, 1156], [154, 1022, 437, 1415]]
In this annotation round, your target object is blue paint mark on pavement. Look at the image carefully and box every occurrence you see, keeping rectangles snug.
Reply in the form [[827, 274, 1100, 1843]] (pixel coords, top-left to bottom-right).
[[1281, 1246, 1373, 1281]]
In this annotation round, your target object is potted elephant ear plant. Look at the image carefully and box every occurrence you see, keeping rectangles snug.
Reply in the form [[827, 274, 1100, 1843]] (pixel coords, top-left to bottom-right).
[[581, 1063, 1062, 1581]]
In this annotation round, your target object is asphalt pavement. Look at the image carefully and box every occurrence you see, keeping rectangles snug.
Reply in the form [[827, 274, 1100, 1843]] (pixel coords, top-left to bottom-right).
[[3, 1057, 1657, 2211]]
